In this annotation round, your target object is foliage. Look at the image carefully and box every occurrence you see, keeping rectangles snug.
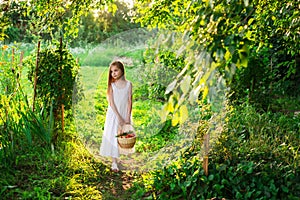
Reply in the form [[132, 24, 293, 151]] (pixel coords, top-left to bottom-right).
[[229, 47, 272, 108], [20, 105, 55, 147], [135, 0, 300, 124], [229, 35, 300, 111], [0, 45, 28, 166], [24, 41, 82, 144], [0, 122, 120, 199], [26, 41, 80, 115], [0, 0, 112, 42], [2, 0, 140, 44], [135, 47, 185, 102], [0, 2, 11, 41], [0, 52, 56, 164], [132, 4, 300, 199], [132, 100, 179, 152], [0, 45, 19, 95], [72, 1, 140, 45], [1, 1, 299, 199], [132, 104, 300, 199], [1, 2, 33, 43]]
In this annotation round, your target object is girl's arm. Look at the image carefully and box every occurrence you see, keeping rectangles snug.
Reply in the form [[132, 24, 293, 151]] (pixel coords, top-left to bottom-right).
[[108, 85, 125, 125], [125, 82, 133, 124]]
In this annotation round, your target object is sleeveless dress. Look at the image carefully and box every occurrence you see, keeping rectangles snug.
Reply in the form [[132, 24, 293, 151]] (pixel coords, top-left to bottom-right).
[[100, 81, 131, 158]]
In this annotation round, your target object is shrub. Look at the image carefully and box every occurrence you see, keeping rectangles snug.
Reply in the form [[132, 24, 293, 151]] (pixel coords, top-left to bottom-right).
[[135, 49, 185, 102], [132, 104, 300, 199]]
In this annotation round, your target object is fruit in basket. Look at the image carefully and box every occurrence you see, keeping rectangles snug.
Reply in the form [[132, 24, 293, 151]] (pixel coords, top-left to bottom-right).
[[125, 133, 135, 138], [116, 130, 135, 138]]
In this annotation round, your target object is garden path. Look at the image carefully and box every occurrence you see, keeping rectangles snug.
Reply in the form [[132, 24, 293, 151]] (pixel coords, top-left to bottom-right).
[[74, 66, 141, 198]]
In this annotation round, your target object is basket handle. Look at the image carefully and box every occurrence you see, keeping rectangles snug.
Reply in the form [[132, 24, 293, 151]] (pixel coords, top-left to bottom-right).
[[118, 124, 135, 135]]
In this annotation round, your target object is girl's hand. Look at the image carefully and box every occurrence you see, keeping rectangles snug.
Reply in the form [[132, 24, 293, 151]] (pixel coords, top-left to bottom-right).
[[125, 116, 131, 124], [125, 118, 130, 124], [118, 118, 126, 126]]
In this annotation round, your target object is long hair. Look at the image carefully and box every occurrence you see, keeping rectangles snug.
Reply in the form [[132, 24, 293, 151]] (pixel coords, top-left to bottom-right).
[[107, 61, 125, 95]]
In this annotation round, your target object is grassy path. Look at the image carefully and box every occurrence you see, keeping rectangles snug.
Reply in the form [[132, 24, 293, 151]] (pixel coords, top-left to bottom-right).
[[74, 66, 104, 149], [74, 65, 196, 199], [74, 66, 140, 199]]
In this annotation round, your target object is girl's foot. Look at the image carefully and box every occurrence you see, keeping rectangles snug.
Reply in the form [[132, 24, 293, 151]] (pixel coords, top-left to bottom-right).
[[111, 162, 119, 172]]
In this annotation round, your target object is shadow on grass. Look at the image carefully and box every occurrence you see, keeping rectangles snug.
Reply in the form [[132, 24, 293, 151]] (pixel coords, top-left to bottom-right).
[[0, 138, 137, 200]]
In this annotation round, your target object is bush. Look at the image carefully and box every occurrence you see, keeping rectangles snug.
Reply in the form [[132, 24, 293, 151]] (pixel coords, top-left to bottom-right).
[[229, 46, 300, 111], [132, 104, 300, 199], [135, 49, 185, 102]]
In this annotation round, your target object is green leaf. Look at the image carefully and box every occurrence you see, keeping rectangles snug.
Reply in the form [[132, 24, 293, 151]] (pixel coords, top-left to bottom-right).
[[180, 75, 191, 94], [224, 50, 231, 61], [189, 85, 201, 103], [185, 180, 191, 187], [166, 80, 177, 94], [170, 183, 176, 190], [167, 97, 175, 113], [248, 18, 254, 25], [179, 105, 188, 124], [172, 111, 179, 126], [202, 86, 209, 100], [246, 167, 253, 174], [281, 185, 289, 193]]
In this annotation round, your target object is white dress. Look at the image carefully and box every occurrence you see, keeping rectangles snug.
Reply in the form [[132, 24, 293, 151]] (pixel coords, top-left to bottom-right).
[[100, 81, 131, 158]]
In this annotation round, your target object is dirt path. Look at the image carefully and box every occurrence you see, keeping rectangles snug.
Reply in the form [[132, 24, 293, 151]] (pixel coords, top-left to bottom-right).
[[92, 150, 143, 200], [74, 66, 142, 198]]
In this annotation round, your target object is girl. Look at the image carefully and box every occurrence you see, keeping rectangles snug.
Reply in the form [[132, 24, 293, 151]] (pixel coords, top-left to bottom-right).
[[100, 61, 132, 172]]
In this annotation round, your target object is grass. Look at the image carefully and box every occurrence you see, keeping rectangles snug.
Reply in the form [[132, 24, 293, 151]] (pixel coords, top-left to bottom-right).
[[0, 127, 137, 199], [77, 64, 185, 171], [0, 40, 206, 199], [0, 42, 149, 199], [74, 66, 106, 152]]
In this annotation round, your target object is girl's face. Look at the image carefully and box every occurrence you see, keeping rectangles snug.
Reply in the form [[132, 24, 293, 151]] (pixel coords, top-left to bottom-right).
[[110, 65, 123, 80]]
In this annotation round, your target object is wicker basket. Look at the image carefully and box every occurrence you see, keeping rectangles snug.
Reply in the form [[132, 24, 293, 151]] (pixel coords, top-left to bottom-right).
[[118, 135, 136, 149], [117, 124, 136, 149]]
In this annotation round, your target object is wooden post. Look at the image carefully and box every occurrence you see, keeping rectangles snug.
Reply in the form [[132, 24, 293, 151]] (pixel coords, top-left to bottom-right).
[[19, 51, 24, 69], [203, 133, 209, 176], [15, 51, 24, 88], [11, 48, 14, 64], [11, 48, 15, 90], [20, 51, 24, 63], [19, 51, 24, 80], [60, 38, 64, 132], [33, 41, 41, 112]]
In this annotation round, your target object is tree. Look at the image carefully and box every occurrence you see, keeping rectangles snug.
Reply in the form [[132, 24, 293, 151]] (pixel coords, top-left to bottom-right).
[[136, 0, 299, 175], [0, 0, 113, 42], [74, 0, 140, 44], [136, 0, 299, 115]]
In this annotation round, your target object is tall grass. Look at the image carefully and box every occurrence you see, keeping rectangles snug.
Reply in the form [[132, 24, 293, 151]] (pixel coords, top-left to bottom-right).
[[0, 44, 54, 167]]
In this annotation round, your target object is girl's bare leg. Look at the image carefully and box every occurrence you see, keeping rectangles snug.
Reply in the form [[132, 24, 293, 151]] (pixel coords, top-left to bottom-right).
[[111, 157, 119, 172]]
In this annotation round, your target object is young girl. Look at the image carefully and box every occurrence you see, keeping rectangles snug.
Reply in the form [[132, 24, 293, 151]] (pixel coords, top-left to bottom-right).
[[100, 61, 132, 172]]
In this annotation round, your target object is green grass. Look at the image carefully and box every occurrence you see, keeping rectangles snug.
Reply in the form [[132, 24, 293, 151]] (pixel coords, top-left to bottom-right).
[[0, 43, 146, 199], [74, 66, 106, 151], [0, 126, 137, 199]]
